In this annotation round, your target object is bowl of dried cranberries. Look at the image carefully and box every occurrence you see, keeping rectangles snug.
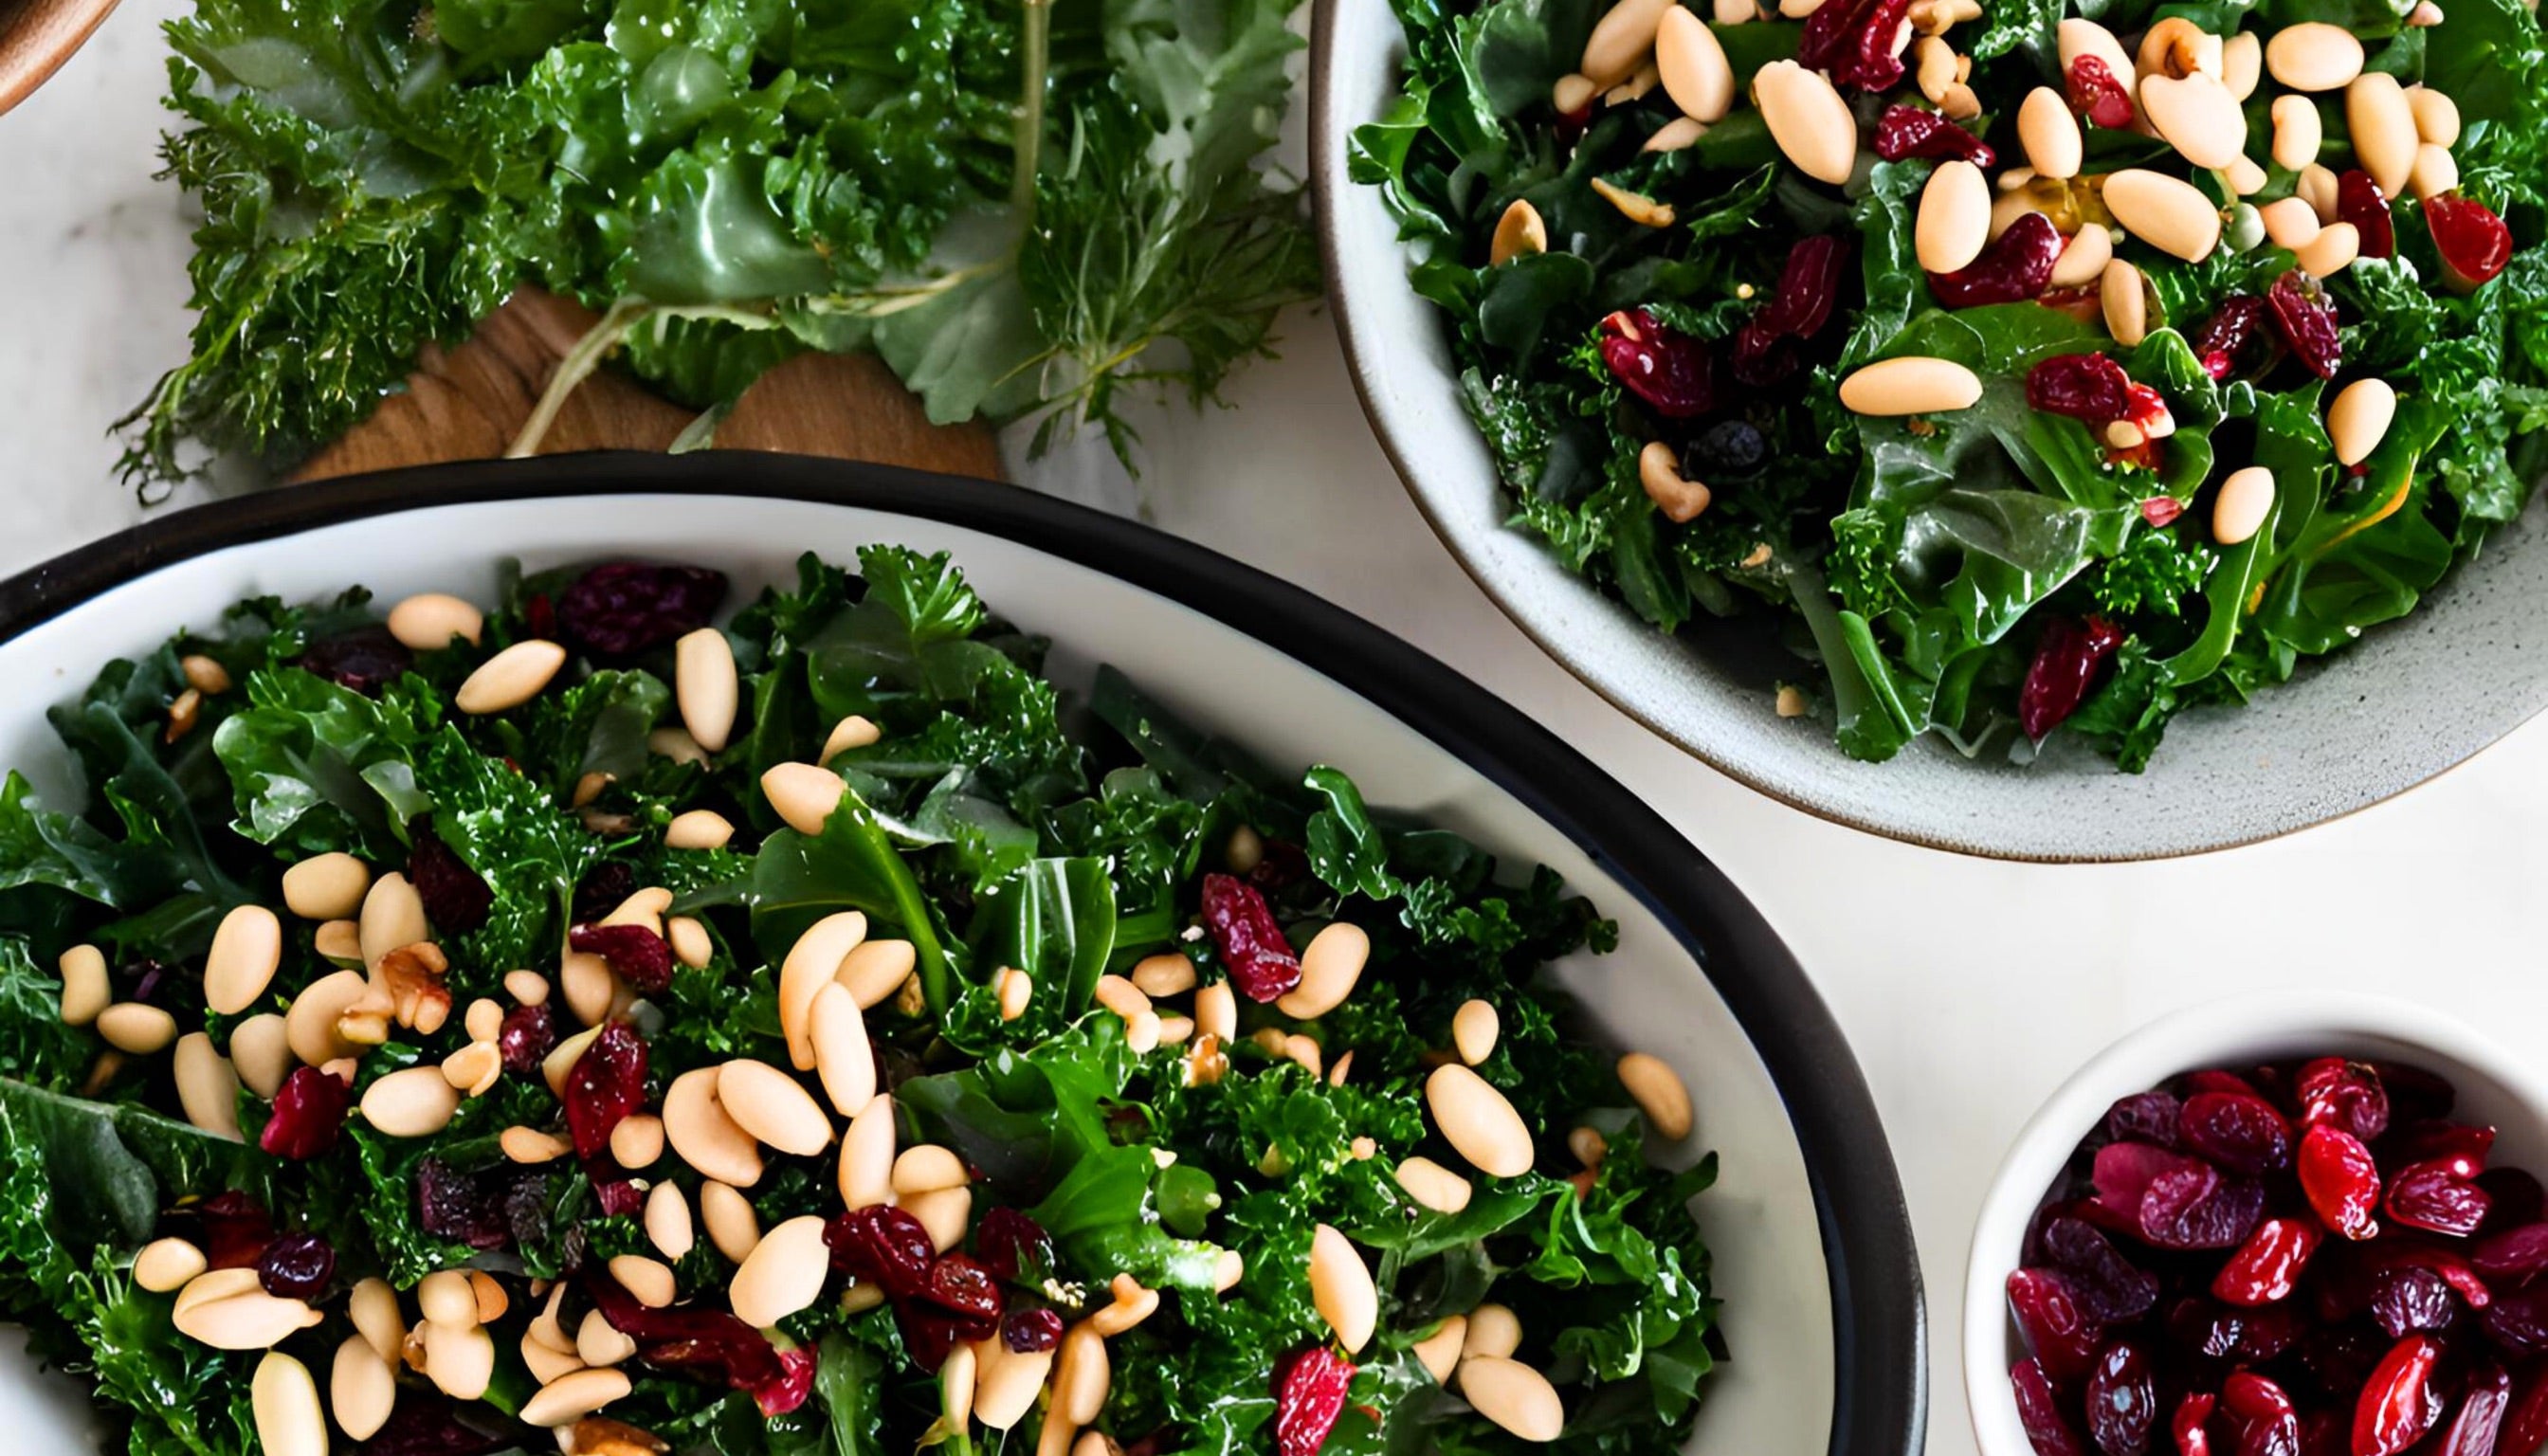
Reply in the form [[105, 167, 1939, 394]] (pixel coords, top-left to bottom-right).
[[1965, 992, 2548, 1456]]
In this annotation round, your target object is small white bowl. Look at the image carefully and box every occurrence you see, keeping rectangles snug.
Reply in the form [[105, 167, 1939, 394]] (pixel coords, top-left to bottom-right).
[[1961, 991, 2548, 1456]]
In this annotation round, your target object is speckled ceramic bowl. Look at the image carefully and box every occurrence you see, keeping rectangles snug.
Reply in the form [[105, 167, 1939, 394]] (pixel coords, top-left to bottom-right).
[[1309, 0, 2548, 862]]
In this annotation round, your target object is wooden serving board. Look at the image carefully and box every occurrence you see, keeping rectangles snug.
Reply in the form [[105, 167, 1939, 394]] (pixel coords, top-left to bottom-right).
[[288, 288, 1005, 483]]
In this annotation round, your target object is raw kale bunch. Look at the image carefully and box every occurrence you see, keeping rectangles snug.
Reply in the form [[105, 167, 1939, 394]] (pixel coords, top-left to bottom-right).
[[118, 0, 1322, 492]]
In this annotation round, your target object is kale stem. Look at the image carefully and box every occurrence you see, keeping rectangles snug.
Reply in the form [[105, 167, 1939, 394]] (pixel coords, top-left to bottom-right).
[[507, 298, 656, 460], [1010, 0, 1052, 221]]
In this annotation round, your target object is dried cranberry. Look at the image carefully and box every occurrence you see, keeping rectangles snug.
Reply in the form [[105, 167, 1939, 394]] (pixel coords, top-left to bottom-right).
[[407, 815, 493, 935], [569, 923, 676, 995], [1930, 211, 2062, 308], [2186, 1070, 2265, 1098], [255, 1232, 336, 1300], [2182, 1094, 2296, 1175], [354, 1392, 523, 1456], [2029, 353, 2137, 426], [2485, 1283, 2548, 1353], [2096, 1141, 2208, 1222], [592, 1177, 644, 1217], [2427, 193, 2514, 291], [2337, 173, 2397, 261], [918, 1255, 1004, 1338], [1874, 105, 1994, 164], [1733, 235, 1849, 386], [2145, 1170, 2266, 1251], [2266, 271, 2342, 380], [1201, 874, 1302, 1002], [573, 862, 639, 923], [2177, 1394, 2219, 1456], [555, 563, 729, 659], [2225, 1374, 2302, 1456], [2168, 1295, 2248, 1358], [1275, 1347, 1358, 1456], [191, 1192, 274, 1270], [2239, 1303, 2309, 1362], [2017, 1357, 2091, 1456], [2480, 1170, 2545, 1233], [2066, 55, 2135, 129], [2357, 1336, 2444, 1456], [2373, 1246, 2493, 1308], [298, 627, 414, 696], [583, 1269, 803, 1410], [2020, 614, 2126, 739], [561, 1023, 646, 1160], [2193, 297, 2279, 382], [2302, 1125, 2385, 1241], [1796, 0, 1914, 89], [2087, 1340, 2159, 1456], [824, 1206, 937, 1298], [1003, 1306, 1064, 1353], [418, 1159, 515, 1250], [2044, 1218, 2161, 1322], [755, 1342, 818, 1418], [2214, 1219, 2322, 1306], [2402, 1121, 2498, 1170], [498, 1003, 557, 1077], [260, 1065, 352, 1160], [2477, 1225, 2548, 1285], [974, 1207, 1053, 1285], [2300, 1061, 2393, 1144], [2370, 1265, 2460, 1338], [2391, 1160, 2495, 1237], [2439, 1366, 2513, 1456], [2300, 1325, 2389, 1403], [2011, 1268, 2104, 1384], [1597, 309, 1717, 419], [2499, 1365, 2548, 1456], [2302, 1412, 2348, 1456]]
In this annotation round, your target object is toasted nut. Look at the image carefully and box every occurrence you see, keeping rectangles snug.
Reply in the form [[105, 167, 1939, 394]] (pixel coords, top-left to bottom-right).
[[1571, 1125, 1611, 1168], [522, 1366, 634, 1429], [778, 910, 868, 1069], [672, 628, 738, 754], [505, 970, 551, 1007], [1393, 1156, 1474, 1214], [579, 1307, 638, 1367], [1464, 1356, 1566, 1441], [167, 688, 199, 741], [633, 1185, 693, 1265], [2298, 162, 2341, 222], [664, 1066, 766, 1187], [730, 1214, 829, 1328], [1636, 441, 1712, 523], [173, 1033, 243, 1141], [2015, 87, 2081, 180], [656, 919, 709, 974], [349, 1278, 405, 1365], [805, 717, 877, 766], [2328, 379, 2398, 467], [1306, 1225, 1377, 1353], [332, 1334, 397, 1441], [718, 1059, 833, 1156], [464, 997, 503, 1043], [312, 920, 362, 966], [2212, 466, 2277, 546], [180, 653, 232, 694], [279, 853, 371, 923], [502, 1125, 573, 1164], [838, 937, 918, 1010], [974, 1338, 1058, 1429], [1654, 7, 1734, 120], [98, 1002, 177, 1055], [2138, 71, 2246, 170], [1913, 34, 1956, 101], [174, 1271, 322, 1349], [2102, 169, 2222, 262], [387, 593, 484, 650], [1094, 974, 1152, 1022], [58, 944, 108, 1026], [1450, 999, 1501, 1065], [1464, 1303, 1523, 1361], [1580, 0, 1670, 87], [700, 1180, 762, 1264], [2267, 22, 2365, 92], [136, 1237, 208, 1292], [2294, 219, 2361, 277], [762, 762, 848, 837], [570, 771, 613, 809], [994, 968, 1033, 1022], [1619, 1051, 1696, 1138], [2049, 225, 2113, 289], [1588, 176, 1674, 228], [602, 1113, 661, 1170], [2057, 18, 2133, 82], [543, 1025, 602, 1098], [839, 1093, 897, 1210], [1915, 159, 1991, 274], [1276, 923, 1369, 1019], [2222, 29, 2260, 98], [937, 1341, 980, 1429], [1839, 356, 1985, 415], [2100, 259, 2150, 347], [357, 872, 428, 974], [1643, 116, 1708, 152], [1413, 1316, 1468, 1384], [416, 1270, 479, 1329], [2348, 72, 2418, 197], [1195, 981, 1237, 1043], [2269, 96, 2322, 173], [1426, 1065, 1535, 1177], [1489, 200, 1548, 267], [423, 1321, 496, 1400], [521, 1330, 587, 1387], [2137, 17, 2219, 82], [649, 727, 708, 764], [1131, 953, 1197, 997], [223, 1013, 289, 1099], [893, 1144, 970, 1196], [803, 985, 874, 1119], [468, 1271, 508, 1324], [251, 1351, 327, 1456], [664, 810, 734, 851], [455, 641, 567, 715], [2408, 85, 2461, 147], [441, 1040, 500, 1101], [609, 1254, 678, 1310], [2259, 196, 2323, 250], [1754, 61, 1856, 184], [1054, 1321, 1112, 1426], [906, 1186, 973, 1253], [2411, 141, 2459, 201]]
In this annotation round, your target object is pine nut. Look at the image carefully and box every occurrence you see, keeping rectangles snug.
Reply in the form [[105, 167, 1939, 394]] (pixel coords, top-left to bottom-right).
[[1094, 974, 1152, 1021], [386, 593, 484, 650], [893, 1144, 970, 1195], [1393, 1156, 1474, 1214], [543, 1025, 602, 1097], [423, 1321, 495, 1399], [1195, 981, 1237, 1043], [805, 983, 874, 1118], [569, 771, 612, 808], [667, 628, 736, 755], [839, 1093, 897, 1209], [279, 853, 371, 922], [2258, 196, 2321, 250], [58, 943, 107, 1026], [286, 973, 371, 1069], [1635, 441, 1711, 523], [906, 1186, 973, 1253], [1413, 1316, 1467, 1384], [503, 1125, 573, 1163], [361, 1065, 460, 1137], [2222, 30, 2260, 99], [718, 1059, 833, 1156], [173, 1271, 322, 1349], [762, 762, 847, 836], [1644, 116, 1707, 153], [1914, 35, 1956, 102], [701, 1180, 762, 1264], [1580, 0, 1670, 87], [1054, 1322, 1111, 1425], [1464, 1356, 1566, 1441], [1089, 1275, 1159, 1338], [1307, 1224, 1377, 1353], [519, 1330, 587, 1388], [1464, 1303, 1522, 1361], [173, 1033, 243, 1141], [464, 997, 503, 1043], [922, 1341, 974, 1431], [2270, 97, 2321, 173], [994, 966, 1033, 1021], [1618, 1051, 1695, 1139], [1322, 1045, 1348, 1082], [609, 1254, 678, 1309], [174, 1267, 262, 1319], [442, 1040, 500, 1097], [1570, 1126, 1610, 1168], [2294, 220, 2360, 277], [222, 1013, 287, 1098], [1754, 61, 1856, 185], [181, 653, 232, 694], [455, 641, 566, 715], [1276, 923, 1369, 1019], [1215, 1248, 1246, 1292], [1589, 175, 1675, 230], [2049, 226, 2112, 288], [468, 1271, 508, 1324], [2138, 72, 2246, 170], [729, 1214, 829, 1328], [664, 810, 734, 851], [650, 727, 709, 765], [810, 715, 877, 764], [357, 873, 428, 974], [1426, 1065, 1535, 1177], [780, 910, 869, 1068], [2102, 169, 2222, 262], [497, 974, 547, 1012], [2267, 22, 2364, 92], [578, 1308, 637, 1366], [2328, 379, 2397, 467], [2348, 72, 2417, 197], [2212, 466, 2277, 546], [1130, 954, 1195, 998], [305, 919, 355, 966], [332, 1335, 396, 1441], [974, 1339, 1056, 1429], [1448, 999, 1500, 1065], [349, 1279, 404, 1365], [2408, 85, 2461, 147], [839, 937, 917, 1010], [2410, 142, 2458, 201], [664, 1066, 766, 1187], [2016, 88, 2081, 180], [1840, 355, 1984, 416], [2138, 18, 2218, 82], [98, 1002, 177, 1055], [2298, 163, 2341, 222], [416, 1269, 478, 1328], [251, 1351, 327, 1456], [2057, 19, 2133, 85], [136, 1237, 207, 1292], [1489, 201, 1548, 267], [1654, 7, 1734, 121], [601, 1114, 660, 1171], [1915, 160, 1991, 274], [1716, 0, 1756, 17]]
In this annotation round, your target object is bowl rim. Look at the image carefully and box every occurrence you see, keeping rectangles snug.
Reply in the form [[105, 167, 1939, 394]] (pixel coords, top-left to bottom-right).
[[0, 452, 1927, 1456], [1958, 989, 2548, 1456], [0, 0, 123, 116]]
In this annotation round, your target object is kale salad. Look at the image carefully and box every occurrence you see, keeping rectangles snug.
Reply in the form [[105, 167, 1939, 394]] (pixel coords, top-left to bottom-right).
[[0, 548, 1721, 1456], [1354, 0, 2548, 768]]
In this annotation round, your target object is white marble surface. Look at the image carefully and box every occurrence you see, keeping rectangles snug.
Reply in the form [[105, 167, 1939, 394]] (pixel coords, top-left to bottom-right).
[[9, 10, 2548, 1456]]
